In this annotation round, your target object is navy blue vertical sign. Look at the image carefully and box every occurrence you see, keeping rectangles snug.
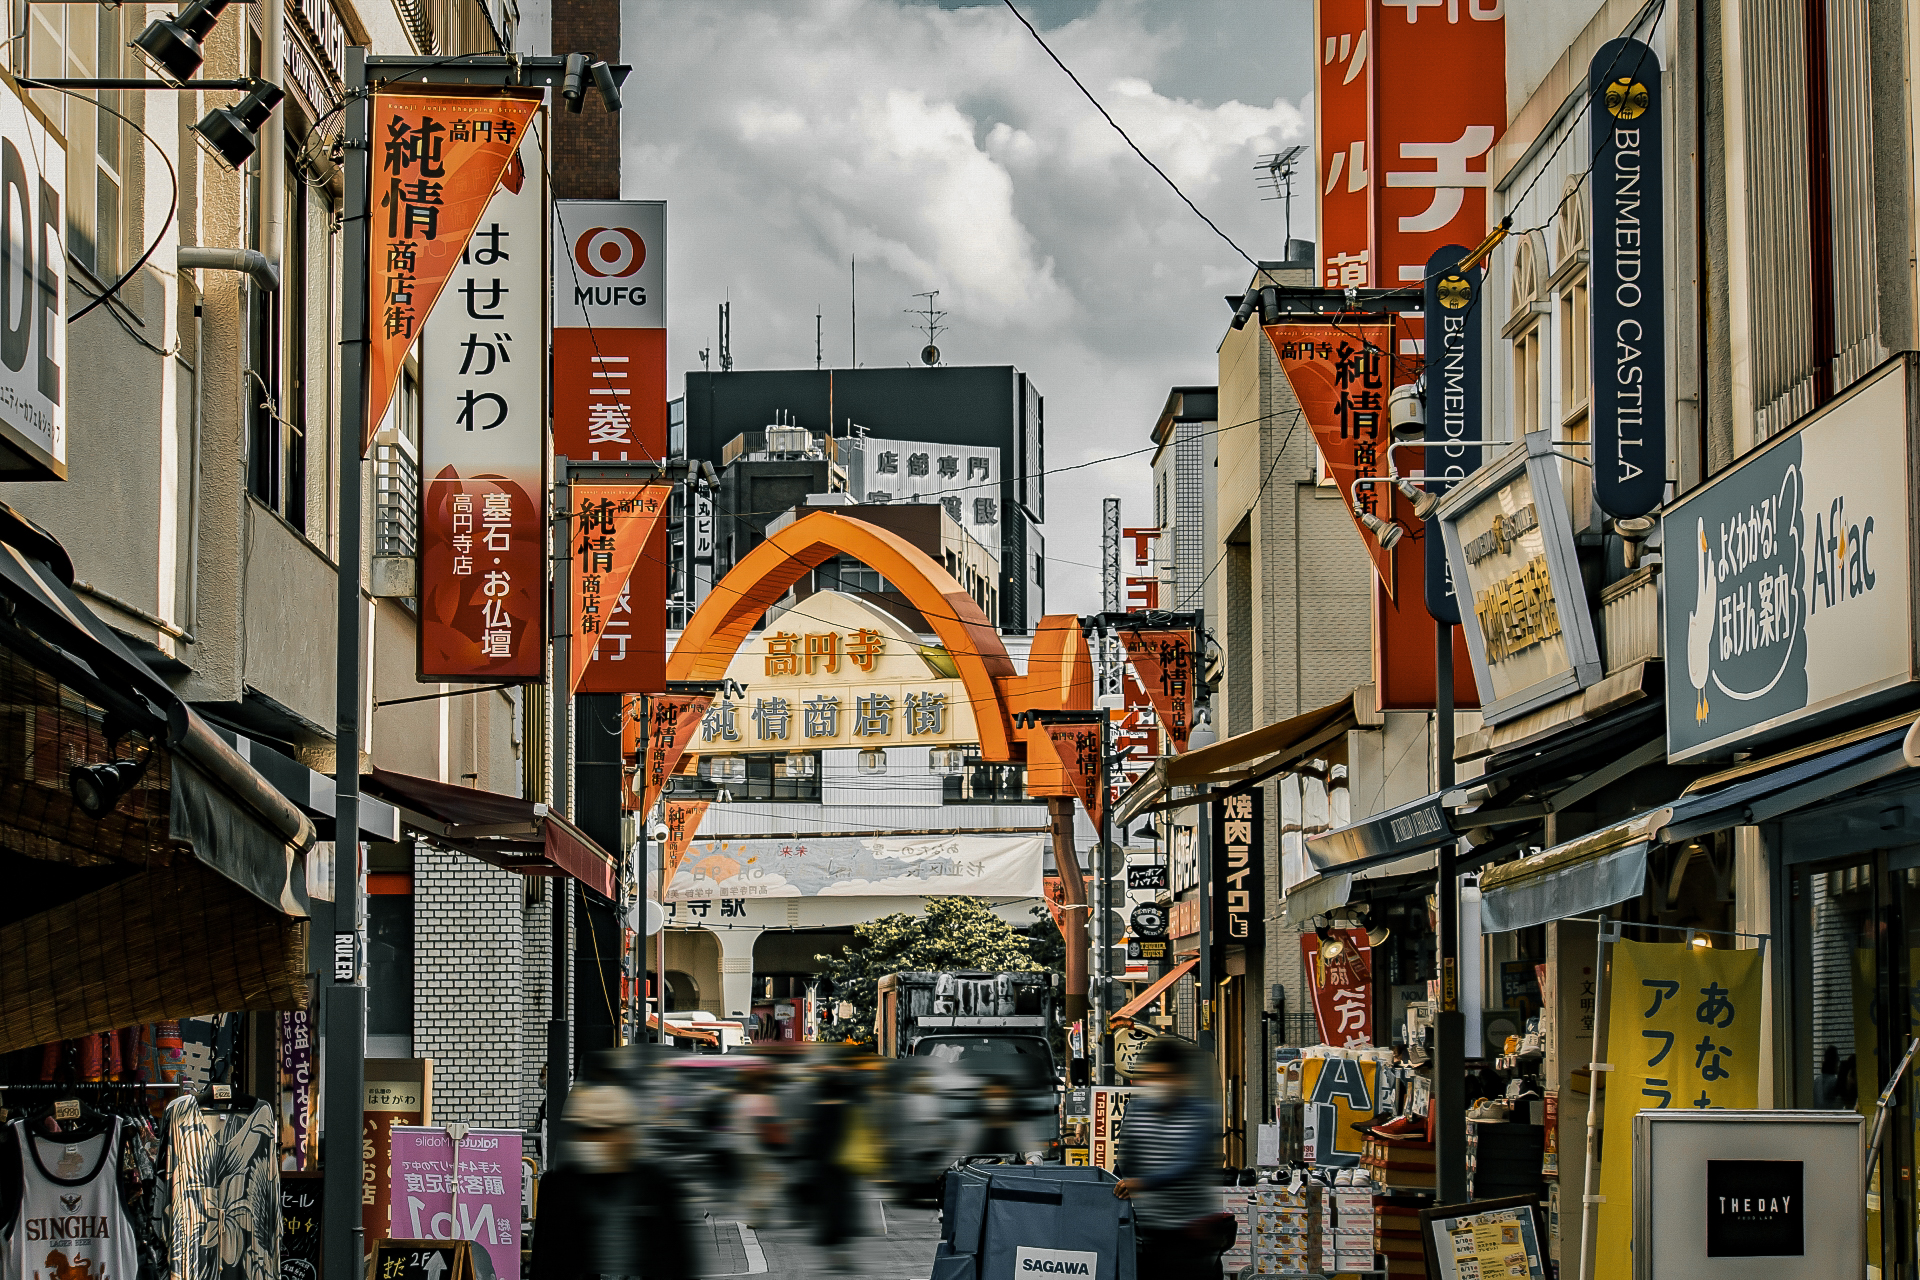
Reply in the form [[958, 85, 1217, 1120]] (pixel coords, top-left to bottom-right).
[[1589, 37, 1665, 517], [1422, 245, 1481, 624]]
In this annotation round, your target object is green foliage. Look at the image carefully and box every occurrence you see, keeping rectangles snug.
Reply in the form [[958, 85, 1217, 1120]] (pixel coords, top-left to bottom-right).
[[814, 897, 1055, 1044]]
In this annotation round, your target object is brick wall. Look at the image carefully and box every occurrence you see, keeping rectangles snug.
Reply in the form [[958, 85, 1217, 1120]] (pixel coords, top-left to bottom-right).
[[412, 846, 527, 1126], [551, 0, 620, 199]]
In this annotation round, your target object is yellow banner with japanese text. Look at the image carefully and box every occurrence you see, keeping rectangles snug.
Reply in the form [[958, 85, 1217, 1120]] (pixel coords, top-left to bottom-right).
[[1595, 939, 1763, 1273]]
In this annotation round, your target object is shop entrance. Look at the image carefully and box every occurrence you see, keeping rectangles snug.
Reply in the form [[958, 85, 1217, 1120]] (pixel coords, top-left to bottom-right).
[[1783, 845, 1920, 1280]]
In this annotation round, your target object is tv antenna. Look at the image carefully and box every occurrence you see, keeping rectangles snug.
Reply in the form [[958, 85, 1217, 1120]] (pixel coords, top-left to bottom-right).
[[1257, 146, 1307, 243], [717, 301, 733, 373], [906, 290, 947, 366]]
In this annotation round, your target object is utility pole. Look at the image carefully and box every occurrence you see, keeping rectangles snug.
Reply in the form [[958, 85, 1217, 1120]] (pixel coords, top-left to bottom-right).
[[323, 46, 370, 1280], [1434, 618, 1466, 1201], [1096, 708, 1115, 1085]]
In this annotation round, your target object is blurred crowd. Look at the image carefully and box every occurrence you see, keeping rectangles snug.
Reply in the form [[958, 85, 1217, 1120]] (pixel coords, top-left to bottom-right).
[[529, 1043, 1060, 1278]]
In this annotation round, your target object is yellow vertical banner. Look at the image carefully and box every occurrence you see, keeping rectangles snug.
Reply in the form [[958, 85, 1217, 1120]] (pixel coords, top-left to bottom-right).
[[1595, 940, 1764, 1273]]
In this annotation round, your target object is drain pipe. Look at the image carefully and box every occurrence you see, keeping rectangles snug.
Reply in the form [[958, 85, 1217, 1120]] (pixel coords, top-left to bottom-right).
[[177, 247, 279, 294]]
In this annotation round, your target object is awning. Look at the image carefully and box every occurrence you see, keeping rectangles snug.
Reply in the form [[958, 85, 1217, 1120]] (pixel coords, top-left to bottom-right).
[[1110, 957, 1199, 1024], [1114, 695, 1357, 826], [650, 1016, 719, 1045], [1307, 789, 1460, 875], [1477, 723, 1914, 931], [363, 768, 618, 899], [215, 727, 400, 843], [1283, 851, 1438, 925], [0, 501, 314, 913], [1480, 841, 1651, 932]]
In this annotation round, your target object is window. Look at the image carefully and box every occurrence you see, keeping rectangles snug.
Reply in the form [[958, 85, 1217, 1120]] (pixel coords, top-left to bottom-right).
[[1552, 176, 1593, 529], [668, 752, 822, 802], [1504, 230, 1550, 438], [26, 4, 124, 280], [944, 760, 1026, 804]]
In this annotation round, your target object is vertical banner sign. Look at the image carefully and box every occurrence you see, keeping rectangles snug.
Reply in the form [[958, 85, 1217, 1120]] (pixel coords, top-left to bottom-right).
[[276, 1012, 316, 1170], [1118, 629, 1194, 753], [1421, 246, 1482, 624], [568, 483, 672, 694], [1595, 940, 1762, 1273], [1213, 788, 1263, 953], [0, 74, 67, 481], [419, 127, 547, 680], [1368, 1, 1506, 293], [626, 693, 713, 815], [551, 201, 666, 461], [366, 87, 542, 452], [662, 799, 710, 888], [1589, 38, 1665, 518], [1266, 321, 1402, 588], [1044, 721, 1105, 831], [1315, 0, 1372, 290], [1300, 929, 1374, 1047]]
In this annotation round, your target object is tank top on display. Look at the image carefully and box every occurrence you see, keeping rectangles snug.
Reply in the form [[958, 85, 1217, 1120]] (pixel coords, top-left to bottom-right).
[[3, 1118, 138, 1280]]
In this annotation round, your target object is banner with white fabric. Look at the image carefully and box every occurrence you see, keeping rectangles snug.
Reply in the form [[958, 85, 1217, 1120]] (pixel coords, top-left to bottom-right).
[[667, 833, 1044, 899]]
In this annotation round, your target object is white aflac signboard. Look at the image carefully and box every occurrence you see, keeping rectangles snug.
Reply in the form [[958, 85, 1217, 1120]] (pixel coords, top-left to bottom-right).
[[1663, 358, 1917, 760], [0, 73, 65, 481]]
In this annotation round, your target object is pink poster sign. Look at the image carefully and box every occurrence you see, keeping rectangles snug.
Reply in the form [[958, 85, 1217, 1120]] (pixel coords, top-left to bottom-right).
[[388, 1126, 523, 1280]]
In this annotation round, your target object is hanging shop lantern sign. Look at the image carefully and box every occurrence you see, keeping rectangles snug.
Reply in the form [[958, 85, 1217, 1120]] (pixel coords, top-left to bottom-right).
[[366, 85, 541, 454], [417, 125, 547, 681], [568, 482, 672, 695], [1588, 37, 1666, 518], [1421, 245, 1483, 625]]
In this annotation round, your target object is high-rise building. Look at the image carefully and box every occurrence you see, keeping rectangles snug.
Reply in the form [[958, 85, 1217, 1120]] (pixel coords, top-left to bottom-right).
[[679, 366, 1046, 632]]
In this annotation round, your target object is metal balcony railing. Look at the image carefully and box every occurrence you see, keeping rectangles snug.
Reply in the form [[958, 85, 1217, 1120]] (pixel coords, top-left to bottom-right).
[[373, 432, 420, 559]]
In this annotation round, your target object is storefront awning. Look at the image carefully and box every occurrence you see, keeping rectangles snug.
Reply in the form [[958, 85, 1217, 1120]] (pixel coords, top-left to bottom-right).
[[1284, 851, 1438, 925], [215, 727, 400, 843], [363, 768, 617, 899], [1113, 695, 1357, 826], [1478, 722, 1915, 932], [1307, 789, 1461, 876], [1110, 957, 1199, 1024]]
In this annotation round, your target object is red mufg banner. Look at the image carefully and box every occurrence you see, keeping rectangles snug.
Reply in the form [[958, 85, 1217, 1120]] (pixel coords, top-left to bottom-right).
[[417, 125, 547, 681], [1300, 928, 1375, 1048], [366, 87, 542, 453], [1119, 629, 1194, 754], [569, 483, 673, 695], [1044, 720, 1105, 832], [625, 693, 712, 816]]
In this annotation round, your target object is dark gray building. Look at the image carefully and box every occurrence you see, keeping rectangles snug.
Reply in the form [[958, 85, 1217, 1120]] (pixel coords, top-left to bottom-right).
[[679, 367, 1046, 632]]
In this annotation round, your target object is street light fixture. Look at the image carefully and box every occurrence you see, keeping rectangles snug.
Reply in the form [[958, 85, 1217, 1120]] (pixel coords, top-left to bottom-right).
[[1356, 508, 1404, 550], [193, 79, 286, 170], [132, 0, 233, 85]]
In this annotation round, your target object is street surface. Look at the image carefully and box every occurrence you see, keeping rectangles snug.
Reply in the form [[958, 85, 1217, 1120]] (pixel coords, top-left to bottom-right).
[[687, 1199, 942, 1279]]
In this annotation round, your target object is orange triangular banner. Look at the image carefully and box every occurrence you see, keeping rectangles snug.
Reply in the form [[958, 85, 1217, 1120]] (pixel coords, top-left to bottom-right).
[[1263, 320, 1413, 591], [569, 484, 673, 694], [1119, 629, 1195, 754], [1045, 721, 1105, 832], [662, 800, 710, 890], [366, 87, 543, 454], [625, 693, 713, 816]]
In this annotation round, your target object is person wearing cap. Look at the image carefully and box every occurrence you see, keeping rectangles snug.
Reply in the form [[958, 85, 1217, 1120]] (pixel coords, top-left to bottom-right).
[[530, 1082, 691, 1280]]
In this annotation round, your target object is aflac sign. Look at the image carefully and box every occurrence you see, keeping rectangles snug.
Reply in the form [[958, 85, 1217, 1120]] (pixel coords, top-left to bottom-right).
[[1664, 358, 1915, 761]]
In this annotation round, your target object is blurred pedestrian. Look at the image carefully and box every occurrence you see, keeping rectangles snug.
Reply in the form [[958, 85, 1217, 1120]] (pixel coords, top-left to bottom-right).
[[733, 1064, 788, 1228], [1111, 1038, 1226, 1280], [531, 1083, 692, 1280]]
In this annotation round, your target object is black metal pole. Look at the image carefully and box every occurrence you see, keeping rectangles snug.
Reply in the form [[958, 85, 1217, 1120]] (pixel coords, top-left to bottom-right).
[[1097, 713, 1114, 1085], [1197, 788, 1213, 1056], [322, 44, 369, 1280], [633, 691, 648, 1045], [1434, 618, 1467, 1202]]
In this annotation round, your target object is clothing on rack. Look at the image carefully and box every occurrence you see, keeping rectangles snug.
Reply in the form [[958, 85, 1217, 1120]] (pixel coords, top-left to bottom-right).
[[0, 1116, 139, 1280], [153, 1095, 278, 1280], [0, 1089, 171, 1280]]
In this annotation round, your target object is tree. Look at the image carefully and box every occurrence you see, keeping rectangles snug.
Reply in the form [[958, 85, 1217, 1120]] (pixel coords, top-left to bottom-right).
[[815, 897, 1053, 1044]]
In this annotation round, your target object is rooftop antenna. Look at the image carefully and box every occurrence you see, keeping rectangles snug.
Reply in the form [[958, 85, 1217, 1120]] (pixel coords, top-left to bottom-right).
[[850, 258, 858, 369], [699, 346, 710, 370], [906, 289, 947, 366], [717, 301, 733, 373], [1257, 146, 1307, 243], [816, 309, 823, 371]]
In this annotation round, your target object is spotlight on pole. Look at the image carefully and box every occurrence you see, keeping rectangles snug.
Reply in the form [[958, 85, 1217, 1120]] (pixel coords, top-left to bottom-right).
[[1357, 509, 1405, 550], [560, 52, 591, 113], [192, 78, 286, 171], [132, 0, 233, 85], [589, 60, 626, 112], [1395, 477, 1443, 521], [1228, 287, 1259, 330]]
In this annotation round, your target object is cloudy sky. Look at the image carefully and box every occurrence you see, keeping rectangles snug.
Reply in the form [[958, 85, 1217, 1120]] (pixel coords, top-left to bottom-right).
[[621, 0, 1315, 612]]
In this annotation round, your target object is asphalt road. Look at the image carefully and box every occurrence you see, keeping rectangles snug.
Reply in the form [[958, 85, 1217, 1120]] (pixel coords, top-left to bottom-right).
[[688, 1199, 943, 1279]]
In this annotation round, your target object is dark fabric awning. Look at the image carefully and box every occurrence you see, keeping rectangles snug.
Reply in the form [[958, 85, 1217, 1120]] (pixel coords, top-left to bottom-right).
[[1114, 695, 1357, 825], [215, 727, 401, 843], [1307, 789, 1461, 875], [0, 502, 314, 915], [363, 768, 618, 899]]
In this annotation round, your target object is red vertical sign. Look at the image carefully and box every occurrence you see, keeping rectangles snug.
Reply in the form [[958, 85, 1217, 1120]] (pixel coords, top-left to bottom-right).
[[1118, 629, 1194, 754], [1316, 0, 1374, 289], [569, 483, 673, 694], [1300, 929, 1375, 1048], [1044, 722, 1105, 832], [625, 693, 713, 815]]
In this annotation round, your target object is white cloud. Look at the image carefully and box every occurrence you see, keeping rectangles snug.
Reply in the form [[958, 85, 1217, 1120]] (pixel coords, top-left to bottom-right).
[[624, 0, 1312, 609]]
